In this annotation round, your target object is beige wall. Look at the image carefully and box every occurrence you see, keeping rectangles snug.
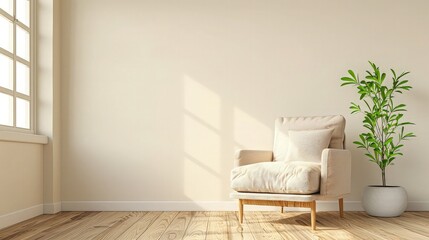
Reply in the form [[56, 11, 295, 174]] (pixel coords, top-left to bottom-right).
[[60, 0, 429, 204], [0, 142, 43, 215]]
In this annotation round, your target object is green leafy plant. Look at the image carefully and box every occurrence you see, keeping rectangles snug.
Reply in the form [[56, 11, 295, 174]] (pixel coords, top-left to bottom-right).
[[341, 61, 415, 186]]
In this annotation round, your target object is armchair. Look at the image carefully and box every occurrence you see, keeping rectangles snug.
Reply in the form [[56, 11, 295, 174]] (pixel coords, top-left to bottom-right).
[[230, 115, 351, 230]]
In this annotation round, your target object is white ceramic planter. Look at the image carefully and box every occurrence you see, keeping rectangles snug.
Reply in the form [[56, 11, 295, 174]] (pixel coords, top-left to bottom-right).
[[362, 185, 407, 217]]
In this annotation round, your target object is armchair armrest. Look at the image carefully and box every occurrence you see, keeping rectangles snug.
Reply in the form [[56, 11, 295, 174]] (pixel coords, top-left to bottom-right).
[[320, 148, 351, 196], [234, 149, 273, 167]]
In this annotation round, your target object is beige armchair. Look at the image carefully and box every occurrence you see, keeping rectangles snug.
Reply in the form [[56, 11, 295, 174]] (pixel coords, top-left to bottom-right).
[[230, 115, 351, 230]]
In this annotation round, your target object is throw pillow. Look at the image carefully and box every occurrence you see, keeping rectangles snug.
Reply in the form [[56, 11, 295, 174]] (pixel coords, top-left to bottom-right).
[[285, 128, 334, 163]]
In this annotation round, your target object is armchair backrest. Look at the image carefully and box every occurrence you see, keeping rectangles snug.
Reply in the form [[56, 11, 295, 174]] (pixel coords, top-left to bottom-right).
[[273, 115, 346, 161]]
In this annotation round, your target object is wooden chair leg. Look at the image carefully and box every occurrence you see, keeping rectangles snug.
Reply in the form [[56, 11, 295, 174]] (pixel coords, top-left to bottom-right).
[[238, 199, 244, 223], [310, 201, 316, 230], [339, 198, 344, 218]]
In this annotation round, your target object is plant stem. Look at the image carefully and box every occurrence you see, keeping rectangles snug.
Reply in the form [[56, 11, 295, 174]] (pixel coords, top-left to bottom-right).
[[382, 168, 386, 186]]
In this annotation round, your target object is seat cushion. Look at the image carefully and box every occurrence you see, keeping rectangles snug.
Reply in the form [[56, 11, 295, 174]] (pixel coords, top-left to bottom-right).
[[231, 161, 321, 194]]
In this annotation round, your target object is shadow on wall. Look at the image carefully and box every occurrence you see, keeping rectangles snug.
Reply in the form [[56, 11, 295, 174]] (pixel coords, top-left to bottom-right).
[[183, 75, 273, 201]]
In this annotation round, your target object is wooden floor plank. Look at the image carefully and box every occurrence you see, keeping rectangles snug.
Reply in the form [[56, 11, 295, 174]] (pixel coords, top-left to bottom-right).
[[401, 212, 429, 229], [316, 212, 367, 240], [116, 211, 162, 240], [0, 212, 80, 240], [348, 212, 429, 240], [158, 211, 193, 240], [9, 212, 83, 240], [136, 211, 178, 240], [244, 211, 284, 240], [320, 212, 377, 240], [339, 212, 399, 240], [0, 213, 61, 239], [182, 211, 209, 240], [62, 212, 130, 240], [410, 211, 429, 220], [0, 211, 428, 239], [377, 214, 429, 238], [24, 212, 100, 240], [93, 212, 148, 240], [206, 211, 229, 240], [262, 211, 315, 240], [226, 211, 254, 240]]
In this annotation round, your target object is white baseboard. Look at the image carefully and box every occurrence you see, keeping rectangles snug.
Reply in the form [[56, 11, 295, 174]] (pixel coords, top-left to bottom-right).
[[61, 200, 429, 212], [61, 200, 365, 211], [43, 202, 62, 214], [61, 201, 241, 211], [0, 204, 43, 230]]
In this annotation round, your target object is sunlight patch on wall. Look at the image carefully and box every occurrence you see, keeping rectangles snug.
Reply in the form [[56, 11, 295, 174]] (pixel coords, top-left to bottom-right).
[[233, 107, 273, 150], [184, 115, 221, 172], [183, 75, 223, 199], [184, 75, 221, 130]]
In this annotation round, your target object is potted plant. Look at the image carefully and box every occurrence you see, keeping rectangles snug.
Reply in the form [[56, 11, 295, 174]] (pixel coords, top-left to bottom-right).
[[340, 61, 416, 217]]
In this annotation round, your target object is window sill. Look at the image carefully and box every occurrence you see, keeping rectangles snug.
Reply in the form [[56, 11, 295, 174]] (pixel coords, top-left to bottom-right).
[[0, 131, 48, 144]]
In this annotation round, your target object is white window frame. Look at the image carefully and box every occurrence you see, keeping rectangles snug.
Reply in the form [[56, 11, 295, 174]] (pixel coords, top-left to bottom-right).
[[0, 0, 35, 133]]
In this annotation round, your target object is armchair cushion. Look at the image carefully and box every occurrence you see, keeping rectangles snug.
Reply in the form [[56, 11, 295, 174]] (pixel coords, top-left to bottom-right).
[[285, 128, 334, 163], [231, 161, 321, 194], [273, 115, 345, 161]]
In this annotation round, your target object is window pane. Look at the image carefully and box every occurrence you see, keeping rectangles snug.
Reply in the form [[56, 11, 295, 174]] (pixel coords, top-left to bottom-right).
[[0, 0, 13, 16], [0, 15, 13, 52], [16, 0, 29, 27], [16, 97, 29, 129], [16, 61, 29, 95], [0, 53, 13, 90], [0, 92, 13, 126], [16, 26, 29, 61]]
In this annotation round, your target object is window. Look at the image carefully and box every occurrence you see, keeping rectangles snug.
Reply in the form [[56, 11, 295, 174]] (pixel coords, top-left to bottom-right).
[[0, 0, 33, 132]]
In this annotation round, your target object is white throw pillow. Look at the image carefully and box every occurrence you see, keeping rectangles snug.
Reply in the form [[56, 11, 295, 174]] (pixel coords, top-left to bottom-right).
[[285, 128, 334, 163]]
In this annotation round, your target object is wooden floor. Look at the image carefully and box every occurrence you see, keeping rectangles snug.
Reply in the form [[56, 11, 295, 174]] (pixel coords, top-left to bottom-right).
[[0, 211, 428, 240]]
